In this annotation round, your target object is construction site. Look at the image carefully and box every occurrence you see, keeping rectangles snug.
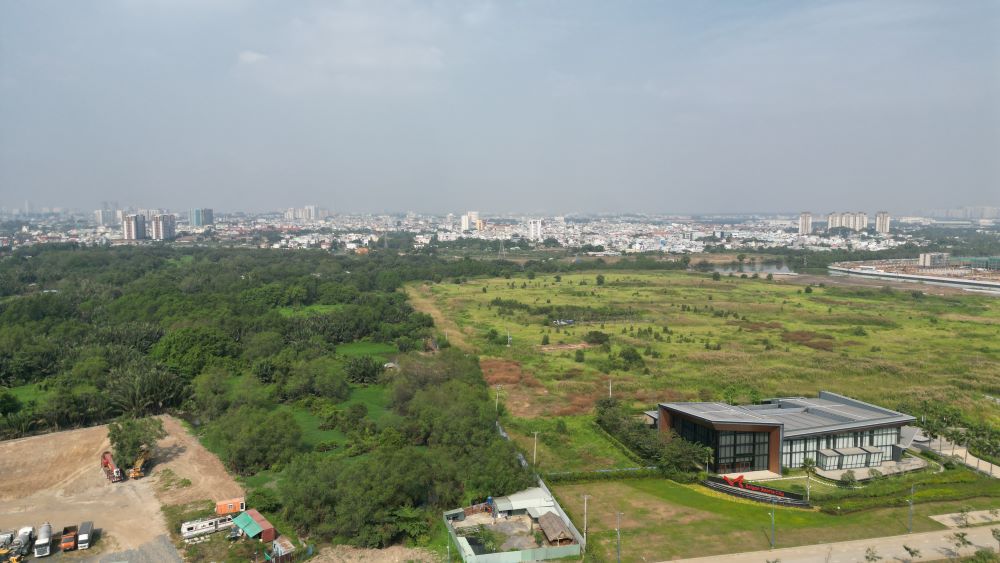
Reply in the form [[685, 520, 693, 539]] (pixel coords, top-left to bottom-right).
[[830, 254, 1000, 292], [0, 416, 244, 562]]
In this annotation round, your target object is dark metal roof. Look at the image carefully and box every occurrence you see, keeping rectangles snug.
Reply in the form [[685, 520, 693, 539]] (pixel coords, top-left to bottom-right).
[[659, 391, 914, 438]]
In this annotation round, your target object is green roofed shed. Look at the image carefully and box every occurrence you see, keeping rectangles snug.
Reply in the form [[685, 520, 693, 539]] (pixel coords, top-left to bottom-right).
[[233, 512, 262, 538]]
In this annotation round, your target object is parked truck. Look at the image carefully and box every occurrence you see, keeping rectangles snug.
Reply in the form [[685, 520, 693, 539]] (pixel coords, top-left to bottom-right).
[[9, 526, 33, 558], [101, 451, 123, 482], [59, 525, 77, 552], [33, 523, 51, 558], [128, 446, 150, 479], [77, 521, 93, 550]]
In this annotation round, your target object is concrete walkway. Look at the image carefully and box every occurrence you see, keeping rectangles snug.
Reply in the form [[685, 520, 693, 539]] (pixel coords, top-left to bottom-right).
[[915, 437, 999, 479], [664, 526, 1000, 563], [931, 508, 1000, 529]]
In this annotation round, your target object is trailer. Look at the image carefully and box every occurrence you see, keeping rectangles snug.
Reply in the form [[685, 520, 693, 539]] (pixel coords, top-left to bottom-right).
[[101, 451, 123, 482], [33, 523, 51, 557], [77, 521, 93, 550], [180, 515, 235, 540], [60, 525, 78, 552]]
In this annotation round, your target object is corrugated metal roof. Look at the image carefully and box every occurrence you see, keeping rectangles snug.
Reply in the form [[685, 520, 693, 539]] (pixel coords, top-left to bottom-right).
[[660, 391, 915, 437], [233, 512, 262, 538]]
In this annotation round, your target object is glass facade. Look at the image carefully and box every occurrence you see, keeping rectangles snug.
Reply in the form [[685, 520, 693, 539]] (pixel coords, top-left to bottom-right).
[[673, 417, 771, 473], [782, 427, 899, 469]]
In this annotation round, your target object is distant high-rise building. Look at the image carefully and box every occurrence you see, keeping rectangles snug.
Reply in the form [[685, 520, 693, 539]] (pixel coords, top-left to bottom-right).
[[875, 211, 891, 234], [798, 212, 812, 235], [460, 211, 479, 232], [94, 209, 113, 226], [528, 219, 544, 241], [123, 214, 146, 240], [191, 208, 214, 227], [151, 214, 176, 240], [827, 212, 868, 232]]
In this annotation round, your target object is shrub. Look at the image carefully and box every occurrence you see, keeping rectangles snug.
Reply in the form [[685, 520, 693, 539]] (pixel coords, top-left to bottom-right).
[[840, 470, 858, 487]]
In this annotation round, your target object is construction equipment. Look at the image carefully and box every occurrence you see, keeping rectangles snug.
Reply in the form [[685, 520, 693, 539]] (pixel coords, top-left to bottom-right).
[[8, 527, 32, 559], [128, 446, 150, 479], [59, 525, 77, 552], [101, 451, 123, 482], [77, 521, 93, 550], [33, 522, 52, 557]]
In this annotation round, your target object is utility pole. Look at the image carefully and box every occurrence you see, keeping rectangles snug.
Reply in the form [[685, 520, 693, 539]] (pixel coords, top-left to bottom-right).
[[609, 379, 612, 398], [532, 431, 540, 466], [908, 484, 915, 533], [495, 385, 502, 415], [769, 498, 776, 549], [582, 494, 591, 553], [616, 512, 623, 563]]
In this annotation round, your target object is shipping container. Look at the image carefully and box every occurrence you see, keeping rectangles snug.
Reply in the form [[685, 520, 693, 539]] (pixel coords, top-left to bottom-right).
[[215, 497, 246, 515]]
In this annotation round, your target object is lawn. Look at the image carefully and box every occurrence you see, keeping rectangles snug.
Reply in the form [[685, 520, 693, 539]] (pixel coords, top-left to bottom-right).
[[553, 478, 1000, 561], [417, 271, 1000, 426], [503, 415, 639, 472]]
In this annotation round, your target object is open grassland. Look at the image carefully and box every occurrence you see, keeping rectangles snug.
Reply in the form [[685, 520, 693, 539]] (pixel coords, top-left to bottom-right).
[[418, 271, 1000, 426], [553, 478, 1000, 562]]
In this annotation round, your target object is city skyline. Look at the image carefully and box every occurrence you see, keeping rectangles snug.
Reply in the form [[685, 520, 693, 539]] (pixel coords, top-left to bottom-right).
[[2, 1, 997, 214]]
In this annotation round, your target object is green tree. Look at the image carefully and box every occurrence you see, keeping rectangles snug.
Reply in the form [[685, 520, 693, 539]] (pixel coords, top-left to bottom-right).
[[951, 531, 972, 552], [108, 359, 187, 417], [712, 271, 721, 281], [840, 469, 858, 487], [541, 334, 550, 345], [108, 417, 166, 468], [595, 274, 605, 286], [0, 390, 22, 416], [192, 367, 230, 421], [207, 407, 302, 474], [345, 356, 385, 385], [574, 349, 585, 362]]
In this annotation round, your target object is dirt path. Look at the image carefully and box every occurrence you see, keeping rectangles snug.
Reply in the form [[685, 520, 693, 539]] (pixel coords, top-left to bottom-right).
[[312, 545, 438, 562], [405, 283, 472, 351], [0, 415, 243, 553]]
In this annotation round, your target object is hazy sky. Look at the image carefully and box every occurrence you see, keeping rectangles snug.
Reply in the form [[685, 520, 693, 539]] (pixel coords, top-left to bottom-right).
[[1, 1, 998, 214]]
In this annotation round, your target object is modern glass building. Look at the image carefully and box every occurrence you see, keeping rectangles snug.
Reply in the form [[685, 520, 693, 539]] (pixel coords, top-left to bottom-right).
[[655, 391, 915, 475]]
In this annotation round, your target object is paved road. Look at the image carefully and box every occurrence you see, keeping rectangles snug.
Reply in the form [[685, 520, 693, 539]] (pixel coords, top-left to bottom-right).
[[918, 440, 999, 479], [35, 535, 182, 563], [664, 526, 1000, 563]]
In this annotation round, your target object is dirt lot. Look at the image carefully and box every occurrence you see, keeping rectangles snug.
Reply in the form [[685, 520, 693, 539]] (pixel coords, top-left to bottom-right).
[[0, 415, 242, 558], [312, 545, 437, 562], [480, 358, 548, 418]]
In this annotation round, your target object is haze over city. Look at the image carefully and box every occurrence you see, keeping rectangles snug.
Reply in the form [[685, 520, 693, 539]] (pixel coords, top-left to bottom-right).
[[1, 0, 997, 214]]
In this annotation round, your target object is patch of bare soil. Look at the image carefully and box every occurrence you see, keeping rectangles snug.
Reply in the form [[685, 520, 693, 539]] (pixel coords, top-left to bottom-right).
[[0, 424, 166, 550], [480, 358, 548, 418], [539, 342, 591, 352], [0, 415, 242, 553], [785, 274, 970, 296], [151, 416, 244, 506], [312, 545, 438, 563]]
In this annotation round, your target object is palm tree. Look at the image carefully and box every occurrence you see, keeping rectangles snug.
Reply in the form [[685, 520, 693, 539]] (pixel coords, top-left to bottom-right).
[[802, 457, 817, 502]]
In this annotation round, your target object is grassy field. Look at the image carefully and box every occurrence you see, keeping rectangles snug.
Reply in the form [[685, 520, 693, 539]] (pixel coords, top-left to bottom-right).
[[553, 477, 1000, 562], [417, 271, 1000, 427]]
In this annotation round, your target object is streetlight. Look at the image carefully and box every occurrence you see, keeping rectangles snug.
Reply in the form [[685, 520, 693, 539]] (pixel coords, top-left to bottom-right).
[[769, 498, 776, 549], [908, 484, 916, 534], [532, 431, 541, 466], [582, 494, 591, 553], [616, 512, 624, 563]]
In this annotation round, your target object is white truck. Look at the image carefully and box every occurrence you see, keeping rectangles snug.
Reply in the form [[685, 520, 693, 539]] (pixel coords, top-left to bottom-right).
[[34, 522, 52, 557], [78, 521, 94, 550]]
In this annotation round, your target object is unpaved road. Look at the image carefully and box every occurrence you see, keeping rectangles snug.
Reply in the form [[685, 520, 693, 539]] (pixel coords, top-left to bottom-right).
[[0, 415, 242, 556], [313, 545, 437, 562], [405, 283, 473, 350]]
